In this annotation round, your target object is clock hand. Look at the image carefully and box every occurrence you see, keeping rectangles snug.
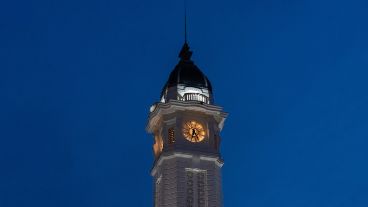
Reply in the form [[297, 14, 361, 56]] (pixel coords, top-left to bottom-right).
[[192, 129, 197, 136]]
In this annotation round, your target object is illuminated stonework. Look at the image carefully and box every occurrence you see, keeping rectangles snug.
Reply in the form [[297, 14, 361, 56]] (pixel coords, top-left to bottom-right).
[[153, 134, 163, 158], [186, 170, 194, 206], [146, 43, 227, 207], [185, 168, 208, 207], [161, 85, 211, 104], [155, 175, 162, 207]]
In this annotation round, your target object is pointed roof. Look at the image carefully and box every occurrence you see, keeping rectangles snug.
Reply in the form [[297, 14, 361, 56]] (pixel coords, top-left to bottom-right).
[[179, 42, 192, 61], [168, 42, 211, 90]]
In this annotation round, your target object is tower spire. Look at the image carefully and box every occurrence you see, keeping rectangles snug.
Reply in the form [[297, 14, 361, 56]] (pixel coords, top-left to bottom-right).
[[184, 0, 187, 43], [179, 0, 192, 60]]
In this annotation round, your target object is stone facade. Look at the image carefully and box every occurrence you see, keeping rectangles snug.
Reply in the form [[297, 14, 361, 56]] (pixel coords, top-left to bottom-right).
[[147, 101, 227, 207], [147, 42, 227, 207]]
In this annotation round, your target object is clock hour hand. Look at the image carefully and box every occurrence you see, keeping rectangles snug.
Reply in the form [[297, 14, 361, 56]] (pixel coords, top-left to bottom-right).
[[191, 129, 197, 137]]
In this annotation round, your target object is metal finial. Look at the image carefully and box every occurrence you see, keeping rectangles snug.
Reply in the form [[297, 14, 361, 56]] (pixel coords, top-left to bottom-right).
[[179, 42, 192, 60], [179, 0, 192, 60]]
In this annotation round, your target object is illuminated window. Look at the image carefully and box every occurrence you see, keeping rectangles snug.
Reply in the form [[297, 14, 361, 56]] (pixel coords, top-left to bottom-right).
[[168, 128, 175, 144]]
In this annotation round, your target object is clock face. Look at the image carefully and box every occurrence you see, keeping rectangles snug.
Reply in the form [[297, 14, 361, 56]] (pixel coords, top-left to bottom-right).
[[183, 121, 206, 143]]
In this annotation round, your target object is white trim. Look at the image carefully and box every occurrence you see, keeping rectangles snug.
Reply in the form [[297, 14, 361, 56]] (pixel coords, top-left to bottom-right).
[[185, 168, 207, 173], [200, 156, 224, 167], [151, 153, 193, 176], [151, 153, 223, 175]]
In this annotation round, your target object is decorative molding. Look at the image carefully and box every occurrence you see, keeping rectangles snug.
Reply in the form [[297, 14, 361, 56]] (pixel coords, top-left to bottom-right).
[[163, 117, 176, 125], [146, 100, 228, 133], [151, 152, 223, 176], [200, 156, 224, 167]]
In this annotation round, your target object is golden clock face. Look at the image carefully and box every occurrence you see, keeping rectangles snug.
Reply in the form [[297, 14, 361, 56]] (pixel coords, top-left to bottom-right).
[[183, 121, 206, 143]]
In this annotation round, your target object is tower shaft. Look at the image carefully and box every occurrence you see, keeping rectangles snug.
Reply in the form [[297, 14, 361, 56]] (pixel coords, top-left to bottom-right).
[[146, 43, 227, 207]]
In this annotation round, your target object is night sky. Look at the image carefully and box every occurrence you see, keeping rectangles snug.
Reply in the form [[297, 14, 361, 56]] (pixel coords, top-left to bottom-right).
[[1, 0, 368, 206]]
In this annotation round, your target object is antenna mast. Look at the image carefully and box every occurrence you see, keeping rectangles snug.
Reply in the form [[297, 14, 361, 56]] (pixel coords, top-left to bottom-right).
[[184, 0, 188, 43]]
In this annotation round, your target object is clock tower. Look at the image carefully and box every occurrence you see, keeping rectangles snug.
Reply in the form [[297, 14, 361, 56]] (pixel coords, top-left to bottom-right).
[[146, 42, 228, 207]]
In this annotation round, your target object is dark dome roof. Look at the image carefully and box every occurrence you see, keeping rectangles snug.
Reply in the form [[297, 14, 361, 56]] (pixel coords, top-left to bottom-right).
[[165, 59, 212, 91], [160, 43, 213, 104]]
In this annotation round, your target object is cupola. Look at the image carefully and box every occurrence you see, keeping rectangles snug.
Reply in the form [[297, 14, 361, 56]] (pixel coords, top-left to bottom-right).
[[160, 43, 213, 104]]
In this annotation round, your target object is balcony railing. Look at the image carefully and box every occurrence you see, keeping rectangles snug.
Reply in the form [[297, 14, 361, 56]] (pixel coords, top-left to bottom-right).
[[182, 93, 209, 104]]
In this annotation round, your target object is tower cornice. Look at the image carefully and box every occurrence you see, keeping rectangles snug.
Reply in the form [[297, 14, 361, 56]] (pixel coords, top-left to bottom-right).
[[151, 152, 224, 176], [146, 100, 228, 133]]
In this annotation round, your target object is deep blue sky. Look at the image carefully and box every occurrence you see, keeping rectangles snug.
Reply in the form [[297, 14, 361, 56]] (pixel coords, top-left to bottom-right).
[[1, 0, 368, 206]]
